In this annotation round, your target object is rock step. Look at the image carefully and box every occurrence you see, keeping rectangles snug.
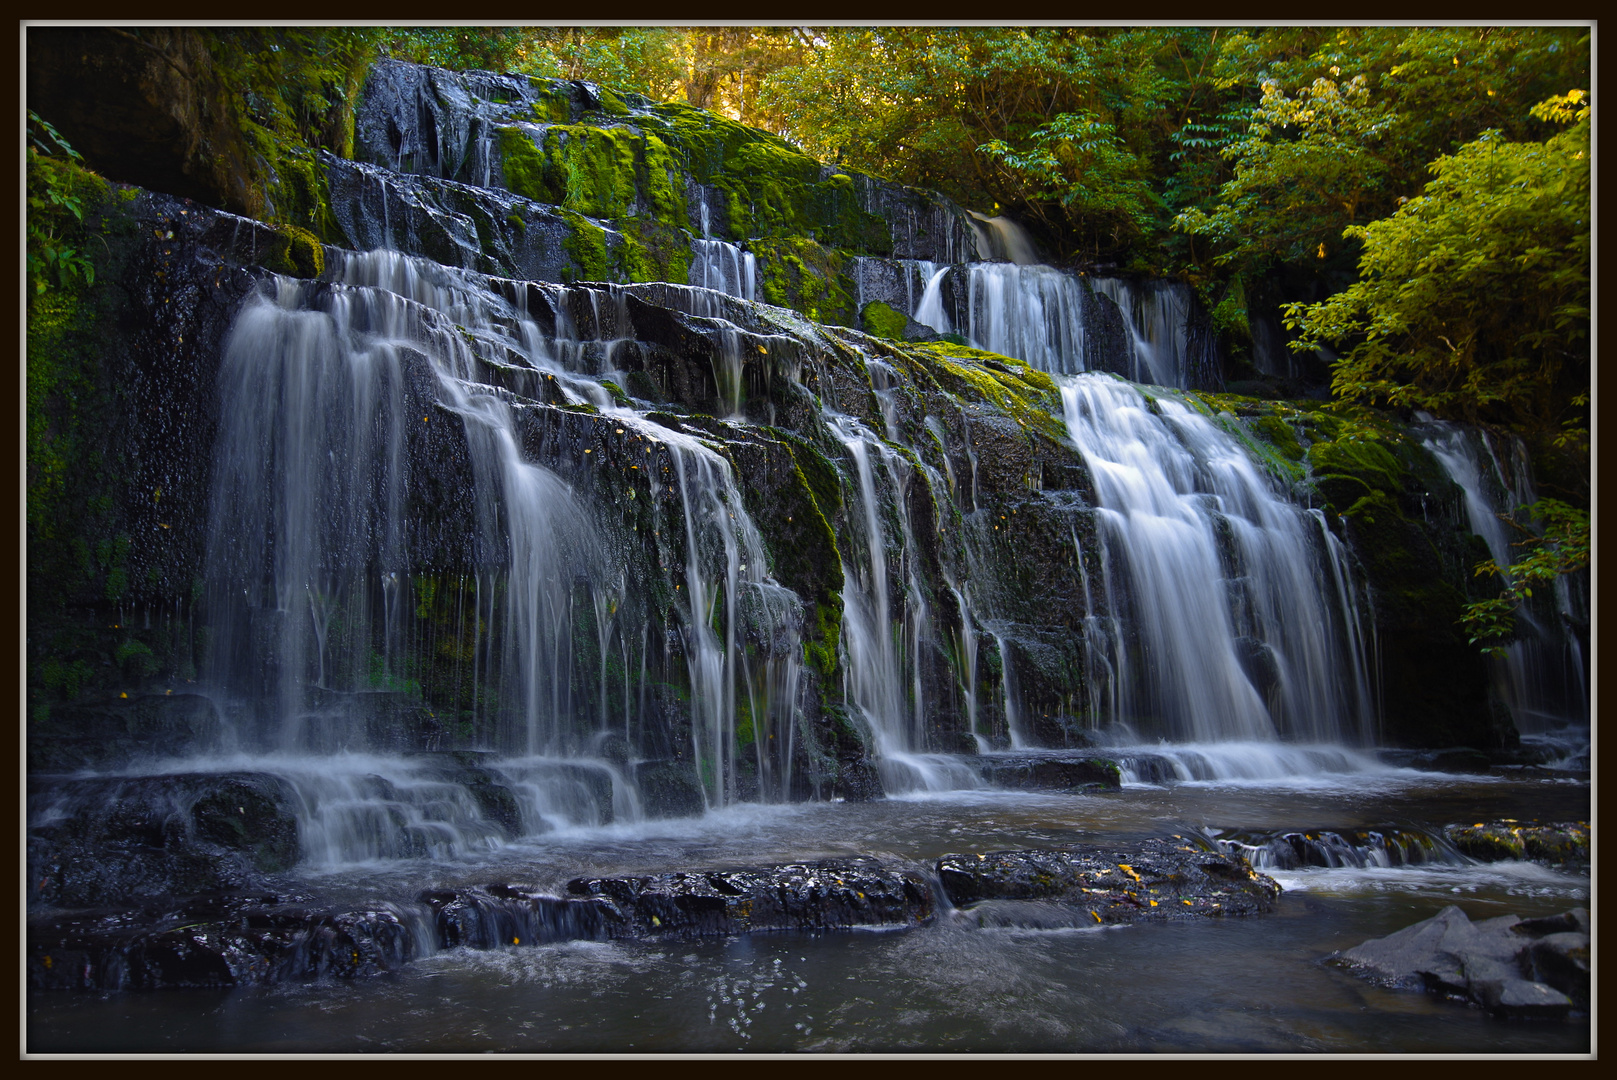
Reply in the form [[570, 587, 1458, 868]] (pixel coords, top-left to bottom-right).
[[28, 838, 1276, 992]]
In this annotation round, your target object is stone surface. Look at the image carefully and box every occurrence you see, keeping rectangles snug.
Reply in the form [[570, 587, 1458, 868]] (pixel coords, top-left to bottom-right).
[[1335, 904, 1586, 1019], [28, 772, 301, 909], [1443, 820, 1589, 872], [935, 836, 1281, 922], [30, 837, 1290, 993], [973, 752, 1123, 793]]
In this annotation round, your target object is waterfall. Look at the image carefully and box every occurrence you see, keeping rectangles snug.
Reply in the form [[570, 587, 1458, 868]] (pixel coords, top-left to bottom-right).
[[963, 264, 1088, 375], [201, 247, 808, 836], [893, 255, 1214, 389], [833, 415, 981, 793], [966, 211, 1041, 264], [1058, 375, 1376, 745], [1420, 422, 1589, 733], [693, 198, 756, 302]]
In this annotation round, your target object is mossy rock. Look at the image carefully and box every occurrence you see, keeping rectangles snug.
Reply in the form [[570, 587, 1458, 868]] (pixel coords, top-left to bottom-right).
[[752, 236, 857, 326], [262, 223, 325, 278], [908, 341, 1066, 442], [861, 300, 909, 341], [1307, 437, 1404, 501]]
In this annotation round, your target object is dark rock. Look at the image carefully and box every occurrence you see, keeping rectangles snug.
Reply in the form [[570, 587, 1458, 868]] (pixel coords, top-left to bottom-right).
[[1212, 825, 1463, 872], [1118, 754, 1180, 784], [1411, 748, 1495, 773], [1443, 820, 1589, 872], [975, 752, 1122, 792], [28, 892, 425, 992], [565, 857, 935, 937], [633, 760, 706, 819], [28, 772, 300, 909], [1335, 904, 1586, 1019], [935, 836, 1281, 922], [403, 751, 528, 836], [29, 693, 222, 773]]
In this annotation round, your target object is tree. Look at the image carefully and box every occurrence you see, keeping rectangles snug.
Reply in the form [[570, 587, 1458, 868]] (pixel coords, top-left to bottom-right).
[[1285, 94, 1589, 442]]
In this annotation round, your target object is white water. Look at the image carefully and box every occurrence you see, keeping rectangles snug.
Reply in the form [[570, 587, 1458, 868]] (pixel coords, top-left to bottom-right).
[[1060, 375, 1376, 745], [693, 199, 756, 302]]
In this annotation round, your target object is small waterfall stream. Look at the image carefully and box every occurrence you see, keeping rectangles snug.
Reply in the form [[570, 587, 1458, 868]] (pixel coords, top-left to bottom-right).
[[1420, 422, 1589, 736]]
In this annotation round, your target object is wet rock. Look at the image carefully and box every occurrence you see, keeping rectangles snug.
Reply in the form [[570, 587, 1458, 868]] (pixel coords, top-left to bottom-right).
[[565, 857, 935, 937], [28, 693, 222, 773], [974, 752, 1122, 793], [28, 773, 300, 908], [1411, 747, 1495, 773], [1117, 753, 1180, 784], [28, 892, 424, 992], [1212, 825, 1461, 871], [1442, 820, 1589, 872], [633, 760, 707, 819], [935, 836, 1281, 922], [1335, 904, 1587, 1018], [403, 750, 525, 837]]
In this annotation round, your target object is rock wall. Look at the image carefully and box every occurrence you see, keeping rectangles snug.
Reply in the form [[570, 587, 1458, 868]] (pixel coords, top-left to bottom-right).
[[26, 52, 1552, 799]]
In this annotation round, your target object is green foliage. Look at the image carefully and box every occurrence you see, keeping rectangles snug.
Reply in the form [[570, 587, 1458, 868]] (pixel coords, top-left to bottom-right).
[[1176, 27, 1588, 281], [1461, 499, 1589, 654], [1286, 101, 1589, 440], [26, 114, 102, 295], [981, 112, 1160, 254]]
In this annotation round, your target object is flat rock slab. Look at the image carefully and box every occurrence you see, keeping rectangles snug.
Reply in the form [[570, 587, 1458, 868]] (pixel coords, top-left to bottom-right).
[[937, 836, 1281, 922], [1335, 904, 1588, 1018]]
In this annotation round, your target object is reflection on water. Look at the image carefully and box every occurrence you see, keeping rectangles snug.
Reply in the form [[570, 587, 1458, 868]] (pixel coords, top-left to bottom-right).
[[27, 770, 1589, 1054]]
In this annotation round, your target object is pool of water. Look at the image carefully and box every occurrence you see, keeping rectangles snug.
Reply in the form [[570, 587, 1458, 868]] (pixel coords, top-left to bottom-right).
[[26, 766, 1591, 1054]]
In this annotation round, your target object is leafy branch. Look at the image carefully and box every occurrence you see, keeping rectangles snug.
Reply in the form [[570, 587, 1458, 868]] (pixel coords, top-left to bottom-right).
[[26, 111, 98, 295], [1460, 498, 1589, 654]]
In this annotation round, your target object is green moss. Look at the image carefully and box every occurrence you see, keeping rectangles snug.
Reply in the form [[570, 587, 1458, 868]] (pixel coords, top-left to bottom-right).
[[638, 132, 686, 227], [1250, 414, 1304, 461], [528, 80, 576, 123], [909, 341, 1067, 441], [752, 236, 857, 326], [243, 122, 340, 242], [263, 224, 325, 278], [861, 301, 908, 341], [497, 125, 565, 204], [616, 216, 691, 285], [1307, 436, 1404, 503], [560, 210, 611, 282], [114, 638, 157, 680]]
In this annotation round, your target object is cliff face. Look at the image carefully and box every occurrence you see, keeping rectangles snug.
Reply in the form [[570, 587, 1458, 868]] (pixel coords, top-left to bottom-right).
[[28, 51, 1569, 797]]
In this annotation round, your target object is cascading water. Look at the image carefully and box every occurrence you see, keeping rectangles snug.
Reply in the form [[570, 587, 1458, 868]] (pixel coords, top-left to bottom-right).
[[887, 213, 1217, 389], [691, 199, 756, 303], [1420, 422, 1589, 736], [833, 416, 982, 793], [1059, 375, 1377, 750], [190, 243, 821, 863]]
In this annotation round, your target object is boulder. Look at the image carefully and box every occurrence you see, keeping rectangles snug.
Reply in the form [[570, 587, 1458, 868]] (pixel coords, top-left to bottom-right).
[[1443, 820, 1589, 872], [974, 752, 1122, 793], [1335, 904, 1586, 1018]]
